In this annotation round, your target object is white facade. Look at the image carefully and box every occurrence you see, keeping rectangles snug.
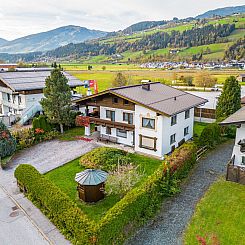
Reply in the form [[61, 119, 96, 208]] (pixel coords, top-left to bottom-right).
[[83, 104, 194, 159], [231, 124, 245, 167]]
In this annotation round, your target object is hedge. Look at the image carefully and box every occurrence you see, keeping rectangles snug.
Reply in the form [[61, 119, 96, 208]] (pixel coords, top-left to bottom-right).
[[14, 165, 94, 245], [14, 142, 197, 245]]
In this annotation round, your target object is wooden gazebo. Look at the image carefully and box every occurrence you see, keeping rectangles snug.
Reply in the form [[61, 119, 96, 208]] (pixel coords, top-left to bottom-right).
[[75, 169, 108, 203]]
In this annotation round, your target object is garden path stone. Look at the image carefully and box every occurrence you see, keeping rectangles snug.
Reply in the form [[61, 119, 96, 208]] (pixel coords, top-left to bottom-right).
[[126, 140, 233, 245], [0, 139, 98, 245]]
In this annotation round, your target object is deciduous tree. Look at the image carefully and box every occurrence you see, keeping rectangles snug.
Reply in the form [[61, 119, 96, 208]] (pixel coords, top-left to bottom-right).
[[194, 71, 217, 88], [112, 72, 128, 87]]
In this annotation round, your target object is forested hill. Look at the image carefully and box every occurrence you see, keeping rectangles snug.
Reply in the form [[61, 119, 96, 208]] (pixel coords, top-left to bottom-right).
[[46, 23, 237, 58]]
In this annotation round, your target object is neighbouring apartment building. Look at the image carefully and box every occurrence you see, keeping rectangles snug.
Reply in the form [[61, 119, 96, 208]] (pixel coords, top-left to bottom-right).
[[0, 69, 83, 126], [75, 82, 207, 158]]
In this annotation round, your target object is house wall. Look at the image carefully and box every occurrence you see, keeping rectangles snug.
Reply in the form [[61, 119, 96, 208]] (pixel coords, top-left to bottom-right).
[[134, 105, 164, 158], [162, 108, 194, 155], [100, 106, 135, 146], [232, 124, 245, 166]]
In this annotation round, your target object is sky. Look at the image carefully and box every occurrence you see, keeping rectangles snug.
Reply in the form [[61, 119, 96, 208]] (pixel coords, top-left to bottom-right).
[[0, 0, 244, 40]]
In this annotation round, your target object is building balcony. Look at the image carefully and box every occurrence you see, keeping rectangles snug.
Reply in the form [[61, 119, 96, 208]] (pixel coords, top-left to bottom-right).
[[89, 117, 135, 130]]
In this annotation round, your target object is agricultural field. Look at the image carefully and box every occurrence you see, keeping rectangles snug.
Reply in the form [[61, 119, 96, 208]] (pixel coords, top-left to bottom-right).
[[64, 64, 243, 93], [184, 179, 245, 245]]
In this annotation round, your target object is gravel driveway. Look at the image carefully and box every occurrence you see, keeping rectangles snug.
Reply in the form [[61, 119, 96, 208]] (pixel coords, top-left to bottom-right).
[[0, 139, 98, 245], [10, 139, 98, 173], [127, 140, 233, 245]]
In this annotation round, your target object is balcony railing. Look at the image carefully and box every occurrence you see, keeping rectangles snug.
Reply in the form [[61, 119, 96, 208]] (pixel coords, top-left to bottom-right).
[[89, 117, 135, 130]]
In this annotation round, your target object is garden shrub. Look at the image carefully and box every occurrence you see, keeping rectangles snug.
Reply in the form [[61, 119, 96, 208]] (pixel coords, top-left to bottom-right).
[[0, 121, 16, 158], [32, 115, 52, 132], [80, 147, 130, 171], [198, 123, 222, 148], [14, 164, 94, 245]]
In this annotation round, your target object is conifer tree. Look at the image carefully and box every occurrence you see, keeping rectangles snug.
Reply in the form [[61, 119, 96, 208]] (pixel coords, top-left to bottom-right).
[[40, 69, 72, 133], [216, 76, 241, 120]]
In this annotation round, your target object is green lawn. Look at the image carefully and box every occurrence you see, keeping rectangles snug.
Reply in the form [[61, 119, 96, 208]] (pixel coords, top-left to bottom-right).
[[194, 122, 208, 137], [184, 179, 245, 245], [58, 127, 85, 141], [45, 151, 162, 221]]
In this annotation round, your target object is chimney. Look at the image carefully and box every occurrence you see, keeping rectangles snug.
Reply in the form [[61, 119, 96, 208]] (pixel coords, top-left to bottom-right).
[[141, 80, 151, 91]]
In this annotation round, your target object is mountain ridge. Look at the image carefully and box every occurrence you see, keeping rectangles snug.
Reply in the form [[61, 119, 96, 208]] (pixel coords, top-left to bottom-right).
[[0, 25, 108, 54]]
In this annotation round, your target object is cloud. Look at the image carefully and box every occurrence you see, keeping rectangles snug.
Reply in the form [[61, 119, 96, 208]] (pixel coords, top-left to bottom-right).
[[0, 0, 244, 40]]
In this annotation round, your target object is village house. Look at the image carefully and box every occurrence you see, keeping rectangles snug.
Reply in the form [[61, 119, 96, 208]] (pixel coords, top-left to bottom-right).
[[75, 82, 207, 158], [220, 107, 245, 167], [0, 69, 83, 126]]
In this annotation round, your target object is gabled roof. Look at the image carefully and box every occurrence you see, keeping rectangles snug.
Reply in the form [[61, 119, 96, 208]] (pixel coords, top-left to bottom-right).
[[220, 106, 245, 125], [75, 82, 208, 116], [0, 71, 83, 92]]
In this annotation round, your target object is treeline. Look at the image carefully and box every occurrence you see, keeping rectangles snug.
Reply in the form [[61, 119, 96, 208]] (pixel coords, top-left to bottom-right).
[[122, 20, 167, 34], [224, 38, 245, 60], [0, 52, 41, 63], [46, 24, 235, 59]]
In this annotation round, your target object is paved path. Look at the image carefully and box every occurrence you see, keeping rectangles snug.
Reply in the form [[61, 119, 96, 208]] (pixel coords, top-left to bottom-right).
[[127, 140, 233, 245], [0, 139, 98, 245]]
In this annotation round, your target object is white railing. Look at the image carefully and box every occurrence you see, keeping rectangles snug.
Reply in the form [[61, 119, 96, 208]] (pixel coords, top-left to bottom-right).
[[18, 103, 43, 125]]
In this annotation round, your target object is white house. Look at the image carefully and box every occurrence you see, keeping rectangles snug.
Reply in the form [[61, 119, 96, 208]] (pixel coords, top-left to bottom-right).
[[0, 69, 84, 126], [75, 82, 207, 158], [220, 107, 245, 166]]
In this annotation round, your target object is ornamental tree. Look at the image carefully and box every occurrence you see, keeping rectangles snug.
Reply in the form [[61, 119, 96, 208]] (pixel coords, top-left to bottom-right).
[[40, 69, 72, 133], [0, 122, 16, 158], [216, 76, 241, 120]]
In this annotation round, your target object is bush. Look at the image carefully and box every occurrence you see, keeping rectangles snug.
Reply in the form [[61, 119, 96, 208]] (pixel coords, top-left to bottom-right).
[[14, 164, 94, 245], [0, 121, 16, 158], [32, 115, 52, 132], [80, 147, 130, 171], [198, 123, 222, 148]]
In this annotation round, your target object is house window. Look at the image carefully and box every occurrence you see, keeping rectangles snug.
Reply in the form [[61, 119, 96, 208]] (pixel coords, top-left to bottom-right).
[[18, 96, 22, 105], [171, 115, 177, 126], [123, 112, 133, 124], [242, 156, 245, 165], [123, 99, 129, 105], [106, 127, 112, 135], [185, 109, 190, 119], [184, 126, 189, 136], [139, 135, 157, 151], [106, 110, 115, 122], [142, 118, 155, 129], [116, 129, 127, 138], [170, 134, 176, 145], [7, 93, 11, 102], [113, 97, 118, 103]]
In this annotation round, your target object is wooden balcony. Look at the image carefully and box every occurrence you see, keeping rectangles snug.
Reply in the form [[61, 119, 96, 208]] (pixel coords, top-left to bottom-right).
[[89, 117, 135, 130]]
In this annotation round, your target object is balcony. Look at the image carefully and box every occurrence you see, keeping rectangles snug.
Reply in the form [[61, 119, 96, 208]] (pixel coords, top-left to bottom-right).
[[89, 117, 135, 130]]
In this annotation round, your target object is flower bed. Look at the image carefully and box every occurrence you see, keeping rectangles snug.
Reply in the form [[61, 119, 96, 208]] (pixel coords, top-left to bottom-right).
[[15, 142, 197, 245]]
